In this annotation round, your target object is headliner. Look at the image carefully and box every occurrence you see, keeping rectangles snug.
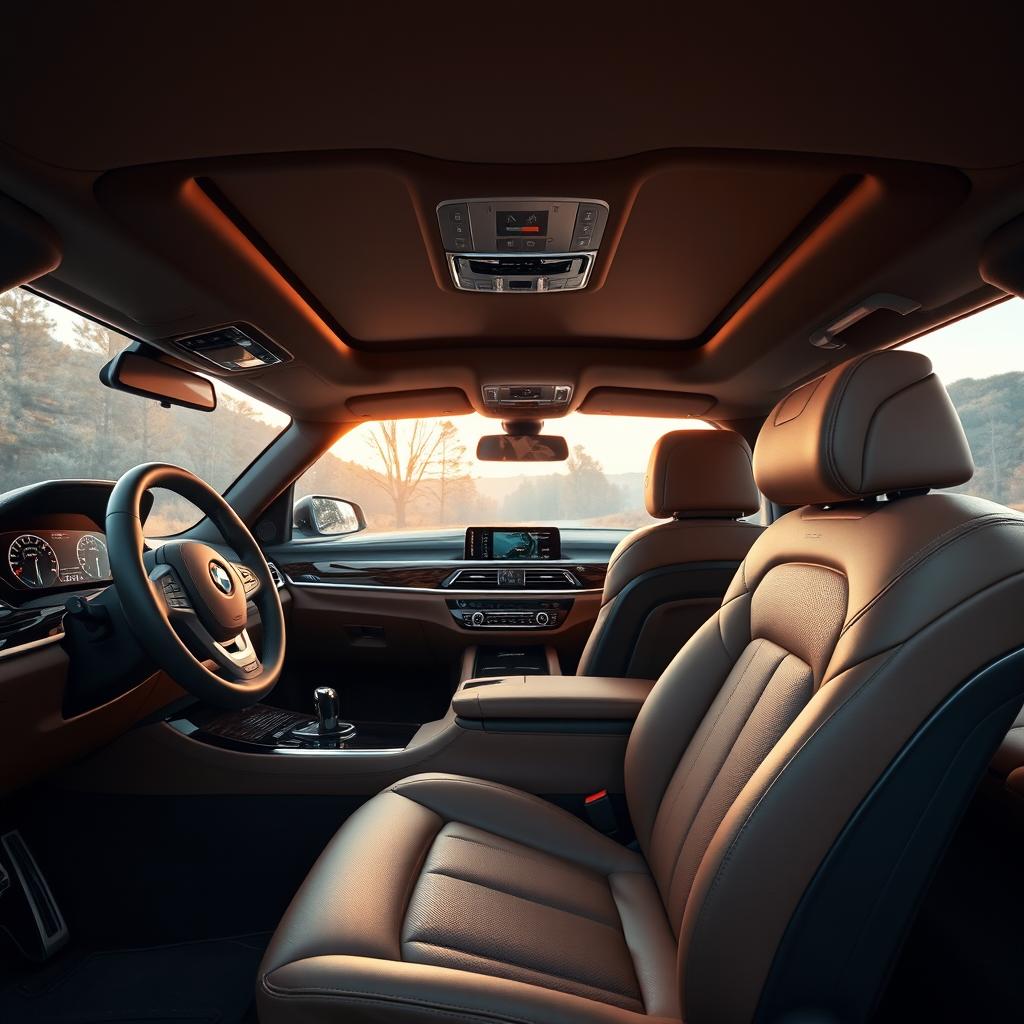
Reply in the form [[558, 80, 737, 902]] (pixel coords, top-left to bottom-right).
[[1, 6, 1022, 424]]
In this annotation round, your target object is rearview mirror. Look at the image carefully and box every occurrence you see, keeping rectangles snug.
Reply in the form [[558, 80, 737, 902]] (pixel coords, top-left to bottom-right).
[[293, 494, 367, 537], [100, 349, 217, 412], [476, 434, 569, 462]]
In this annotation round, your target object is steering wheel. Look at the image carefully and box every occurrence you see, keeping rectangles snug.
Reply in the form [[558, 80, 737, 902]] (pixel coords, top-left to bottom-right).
[[106, 464, 286, 708]]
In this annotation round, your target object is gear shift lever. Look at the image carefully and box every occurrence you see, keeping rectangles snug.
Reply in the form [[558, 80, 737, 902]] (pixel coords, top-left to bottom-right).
[[314, 686, 340, 732], [291, 686, 356, 743]]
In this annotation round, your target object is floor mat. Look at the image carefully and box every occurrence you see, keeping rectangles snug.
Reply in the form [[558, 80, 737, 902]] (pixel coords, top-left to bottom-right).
[[0, 932, 269, 1024]]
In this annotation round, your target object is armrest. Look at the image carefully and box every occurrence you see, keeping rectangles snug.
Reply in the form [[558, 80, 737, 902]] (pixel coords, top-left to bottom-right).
[[452, 675, 655, 721]]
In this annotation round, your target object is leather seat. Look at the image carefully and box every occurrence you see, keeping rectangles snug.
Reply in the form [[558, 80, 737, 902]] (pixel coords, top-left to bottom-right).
[[260, 350, 1024, 1024], [578, 429, 762, 679]]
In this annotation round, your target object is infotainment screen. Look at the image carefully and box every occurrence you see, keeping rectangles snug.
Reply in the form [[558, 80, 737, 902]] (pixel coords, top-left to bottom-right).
[[465, 527, 561, 561]]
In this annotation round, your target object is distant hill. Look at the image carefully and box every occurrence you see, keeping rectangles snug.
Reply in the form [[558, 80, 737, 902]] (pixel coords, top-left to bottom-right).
[[946, 372, 1024, 509]]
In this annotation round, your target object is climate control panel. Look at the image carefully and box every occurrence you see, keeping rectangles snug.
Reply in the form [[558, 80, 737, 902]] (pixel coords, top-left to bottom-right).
[[447, 598, 573, 631], [437, 197, 610, 293]]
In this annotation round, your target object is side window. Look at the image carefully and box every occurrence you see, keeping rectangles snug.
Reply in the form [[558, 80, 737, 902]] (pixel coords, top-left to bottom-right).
[[903, 298, 1024, 508]]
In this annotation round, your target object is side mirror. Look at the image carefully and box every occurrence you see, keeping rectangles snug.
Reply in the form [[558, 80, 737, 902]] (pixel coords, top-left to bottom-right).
[[100, 348, 217, 412], [293, 494, 367, 537], [476, 434, 569, 462]]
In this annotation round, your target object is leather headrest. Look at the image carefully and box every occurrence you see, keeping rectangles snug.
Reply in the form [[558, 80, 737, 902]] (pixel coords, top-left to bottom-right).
[[644, 430, 760, 518], [753, 350, 974, 507]]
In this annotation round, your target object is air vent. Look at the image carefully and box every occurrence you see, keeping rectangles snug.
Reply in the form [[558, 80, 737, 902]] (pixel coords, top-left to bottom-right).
[[444, 568, 580, 590], [445, 569, 500, 589], [266, 562, 286, 589], [524, 568, 580, 590]]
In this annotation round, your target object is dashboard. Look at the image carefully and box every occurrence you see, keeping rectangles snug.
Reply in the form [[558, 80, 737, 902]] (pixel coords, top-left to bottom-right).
[[3, 529, 111, 589]]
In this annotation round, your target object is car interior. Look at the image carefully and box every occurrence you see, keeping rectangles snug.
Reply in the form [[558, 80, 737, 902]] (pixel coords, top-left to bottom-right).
[[3, 9, 1024, 1023]]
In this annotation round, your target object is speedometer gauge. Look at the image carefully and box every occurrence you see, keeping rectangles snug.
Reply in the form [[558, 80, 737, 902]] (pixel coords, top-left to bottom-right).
[[77, 535, 110, 580], [8, 534, 59, 588]]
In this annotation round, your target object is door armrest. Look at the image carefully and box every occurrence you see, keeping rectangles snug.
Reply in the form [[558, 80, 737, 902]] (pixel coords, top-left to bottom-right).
[[452, 675, 655, 721]]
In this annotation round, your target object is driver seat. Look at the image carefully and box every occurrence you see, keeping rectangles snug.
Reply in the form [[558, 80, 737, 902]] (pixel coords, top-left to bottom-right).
[[259, 351, 1024, 1024]]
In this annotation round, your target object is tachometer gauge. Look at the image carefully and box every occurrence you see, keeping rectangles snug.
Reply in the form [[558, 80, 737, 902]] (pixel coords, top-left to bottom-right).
[[77, 534, 110, 580], [8, 534, 59, 588]]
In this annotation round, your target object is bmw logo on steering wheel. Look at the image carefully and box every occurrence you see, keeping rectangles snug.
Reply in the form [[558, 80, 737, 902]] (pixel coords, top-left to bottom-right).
[[209, 561, 234, 595]]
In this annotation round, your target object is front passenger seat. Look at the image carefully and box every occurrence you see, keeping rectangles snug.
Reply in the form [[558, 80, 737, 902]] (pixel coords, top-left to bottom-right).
[[259, 351, 1024, 1024], [578, 429, 762, 678]]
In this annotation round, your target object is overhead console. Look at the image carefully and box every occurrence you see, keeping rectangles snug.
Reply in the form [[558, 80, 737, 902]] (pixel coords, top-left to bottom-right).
[[437, 197, 609, 293]]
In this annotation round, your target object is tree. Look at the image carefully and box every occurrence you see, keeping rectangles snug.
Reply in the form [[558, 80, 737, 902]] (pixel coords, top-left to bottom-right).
[[434, 420, 469, 526], [360, 419, 450, 528]]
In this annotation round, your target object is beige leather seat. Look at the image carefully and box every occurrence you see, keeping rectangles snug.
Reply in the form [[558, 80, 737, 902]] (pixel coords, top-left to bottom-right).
[[578, 429, 762, 678], [259, 351, 1024, 1024]]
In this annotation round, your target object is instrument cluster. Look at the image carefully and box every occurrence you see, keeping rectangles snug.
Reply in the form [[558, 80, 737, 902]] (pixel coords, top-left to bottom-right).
[[3, 530, 111, 590]]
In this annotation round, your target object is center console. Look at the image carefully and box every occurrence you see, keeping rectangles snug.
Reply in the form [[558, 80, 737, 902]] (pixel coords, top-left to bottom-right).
[[174, 689, 418, 754]]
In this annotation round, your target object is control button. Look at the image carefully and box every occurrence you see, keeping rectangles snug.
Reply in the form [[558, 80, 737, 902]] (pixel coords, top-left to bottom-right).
[[483, 386, 499, 402], [449, 208, 465, 224], [573, 237, 592, 250], [499, 238, 521, 251], [471, 611, 486, 626], [452, 237, 468, 250], [576, 222, 594, 237], [476, 280, 495, 290], [522, 237, 541, 250], [578, 205, 599, 224], [545, 279, 564, 291], [535, 611, 551, 626], [452, 222, 470, 240]]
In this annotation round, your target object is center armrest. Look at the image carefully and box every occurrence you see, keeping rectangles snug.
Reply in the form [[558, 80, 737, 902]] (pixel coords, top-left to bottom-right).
[[452, 675, 656, 721]]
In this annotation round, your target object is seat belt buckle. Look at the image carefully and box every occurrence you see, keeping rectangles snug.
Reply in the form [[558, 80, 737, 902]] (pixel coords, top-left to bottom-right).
[[583, 789, 619, 835]]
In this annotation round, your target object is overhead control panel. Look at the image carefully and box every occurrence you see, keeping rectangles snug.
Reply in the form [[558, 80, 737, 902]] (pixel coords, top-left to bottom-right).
[[437, 198, 609, 293], [481, 384, 573, 412]]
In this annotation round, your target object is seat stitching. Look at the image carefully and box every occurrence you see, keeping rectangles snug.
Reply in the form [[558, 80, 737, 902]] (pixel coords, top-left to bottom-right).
[[263, 975, 551, 1024], [392, 778, 645, 874], [841, 515, 1024, 636], [396, 813, 446, 952], [406, 870, 622, 932], [652, 639, 775, 840], [664, 649, 804, 910], [441, 832, 606, 883], [402, 939, 643, 1005], [688, 642, 904, 961]]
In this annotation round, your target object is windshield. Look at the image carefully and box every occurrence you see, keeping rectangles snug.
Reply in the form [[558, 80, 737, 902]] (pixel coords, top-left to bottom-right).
[[296, 414, 715, 532], [1, 288, 289, 535]]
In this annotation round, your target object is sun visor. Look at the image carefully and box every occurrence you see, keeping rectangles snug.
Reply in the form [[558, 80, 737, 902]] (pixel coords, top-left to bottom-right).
[[0, 193, 61, 293], [578, 387, 714, 418], [346, 387, 472, 420]]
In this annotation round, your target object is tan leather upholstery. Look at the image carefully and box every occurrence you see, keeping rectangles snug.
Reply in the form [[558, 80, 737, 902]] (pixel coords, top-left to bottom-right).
[[453, 676, 655, 721], [260, 774, 680, 1024], [753, 349, 974, 506], [644, 429, 760, 518], [579, 430, 762, 679], [262, 351, 1024, 1024]]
